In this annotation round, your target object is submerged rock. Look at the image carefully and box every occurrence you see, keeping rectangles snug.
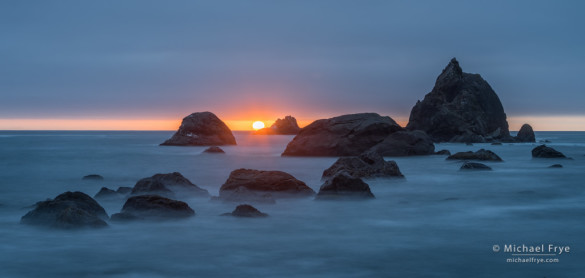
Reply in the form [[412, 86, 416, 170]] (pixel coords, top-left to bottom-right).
[[131, 172, 209, 197], [21, 191, 108, 229], [532, 145, 566, 158], [83, 174, 104, 181], [406, 58, 512, 143], [254, 115, 301, 135], [460, 162, 492, 171], [322, 150, 403, 179], [160, 112, 236, 146], [114, 195, 195, 220], [282, 113, 403, 156], [515, 124, 536, 142], [203, 146, 225, 153], [95, 186, 133, 199], [447, 149, 503, 162], [548, 164, 563, 168], [221, 204, 268, 217], [218, 169, 315, 202], [367, 130, 435, 156], [316, 172, 375, 200], [434, 149, 451, 155]]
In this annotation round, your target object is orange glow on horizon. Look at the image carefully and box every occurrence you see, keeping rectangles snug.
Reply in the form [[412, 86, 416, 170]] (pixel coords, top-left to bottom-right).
[[252, 121, 265, 130]]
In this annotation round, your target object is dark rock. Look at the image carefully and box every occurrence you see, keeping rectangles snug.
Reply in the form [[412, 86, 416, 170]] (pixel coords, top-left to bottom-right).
[[548, 164, 563, 168], [221, 204, 268, 217], [82, 174, 104, 181], [447, 149, 503, 161], [434, 149, 451, 155], [116, 187, 132, 194], [118, 195, 195, 220], [322, 150, 403, 179], [203, 146, 225, 153], [406, 58, 512, 143], [532, 145, 566, 158], [160, 112, 236, 146], [131, 172, 209, 197], [94, 187, 119, 199], [466, 142, 474, 146], [316, 171, 375, 200], [21, 191, 108, 229], [367, 130, 435, 156], [219, 169, 315, 201], [515, 124, 536, 142], [282, 113, 403, 156], [254, 115, 301, 135], [460, 162, 492, 171]]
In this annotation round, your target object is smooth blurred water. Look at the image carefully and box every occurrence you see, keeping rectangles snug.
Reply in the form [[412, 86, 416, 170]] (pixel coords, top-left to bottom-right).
[[0, 131, 584, 277]]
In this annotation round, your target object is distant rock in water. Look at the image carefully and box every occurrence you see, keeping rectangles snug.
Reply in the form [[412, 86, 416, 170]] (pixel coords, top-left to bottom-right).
[[83, 174, 104, 181], [460, 162, 492, 171], [367, 130, 435, 156], [447, 149, 503, 162], [160, 112, 236, 146], [532, 145, 566, 158], [316, 171, 375, 200], [515, 124, 536, 142], [218, 169, 315, 202], [548, 164, 563, 168], [254, 116, 301, 135], [131, 172, 209, 197], [282, 113, 403, 156], [203, 146, 225, 153], [406, 58, 512, 143], [221, 204, 268, 217], [112, 195, 195, 220], [322, 150, 403, 179], [21, 191, 109, 229], [434, 149, 451, 155], [95, 186, 133, 199]]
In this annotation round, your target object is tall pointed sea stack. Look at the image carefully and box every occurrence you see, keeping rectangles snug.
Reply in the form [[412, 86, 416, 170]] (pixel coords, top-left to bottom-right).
[[161, 112, 236, 146], [407, 58, 512, 143]]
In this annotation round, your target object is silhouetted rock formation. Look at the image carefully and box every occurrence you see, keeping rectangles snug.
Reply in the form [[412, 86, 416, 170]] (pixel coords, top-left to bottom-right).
[[282, 113, 403, 156], [447, 149, 503, 161], [532, 145, 566, 158], [218, 169, 315, 202], [161, 112, 236, 146], [112, 195, 195, 220], [254, 116, 301, 135], [221, 204, 268, 217], [407, 58, 512, 143], [515, 124, 536, 142], [203, 146, 225, 153], [368, 130, 435, 156], [131, 172, 209, 197], [21, 191, 108, 229], [322, 150, 403, 179], [460, 162, 492, 171], [83, 174, 104, 181], [316, 171, 375, 200]]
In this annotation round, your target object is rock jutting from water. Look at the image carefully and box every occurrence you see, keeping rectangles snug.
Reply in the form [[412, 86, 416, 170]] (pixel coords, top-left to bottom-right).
[[367, 130, 435, 156], [322, 150, 403, 179], [221, 204, 268, 217], [515, 124, 536, 142], [447, 149, 503, 162], [160, 111, 236, 146], [532, 145, 567, 158], [316, 171, 375, 200], [82, 174, 104, 181], [111, 195, 195, 221], [460, 162, 492, 171], [406, 58, 513, 143], [131, 172, 209, 197], [254, 115, 301, 135], [203, 146, 225, 153]]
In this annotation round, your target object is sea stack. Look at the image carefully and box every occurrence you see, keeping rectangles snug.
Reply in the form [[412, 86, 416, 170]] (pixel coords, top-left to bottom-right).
[[406, 58, 512, 143], [161, 112, 236, 146], [515, 124, 536, 142], [254, 115, 301, 135]]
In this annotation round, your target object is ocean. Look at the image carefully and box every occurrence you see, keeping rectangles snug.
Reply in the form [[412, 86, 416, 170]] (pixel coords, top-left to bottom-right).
[[0, 131, 584, 277]]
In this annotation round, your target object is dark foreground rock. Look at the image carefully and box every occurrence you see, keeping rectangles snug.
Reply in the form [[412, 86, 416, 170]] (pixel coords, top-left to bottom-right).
[[221, 204, 268, 217], [21, 191, 108, 229], [131, 172, 209, 197], [515, 124, 536, 142], [460, 162, 492, 171], [218, 169, 315, 202], [322, 151, 403, 179], [316, 172, 375, 200], [282, 113, 403, 156], [112, 195, 195, 220], [532, 145, 566, 158], [447, 149, 503, 161], [161, 112, 236, 146], [406, 58, 512, 143], [203, 146, 225, 153], [83, 174, 104, 181], [254, 115, 301, 135], [367, 130, 435, 156]]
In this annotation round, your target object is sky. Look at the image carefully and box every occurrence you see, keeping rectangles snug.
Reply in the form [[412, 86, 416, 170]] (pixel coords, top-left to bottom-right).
[[1, 0, 584, 131]]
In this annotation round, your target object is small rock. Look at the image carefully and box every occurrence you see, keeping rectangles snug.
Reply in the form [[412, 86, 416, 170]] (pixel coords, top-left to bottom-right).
[[322, 150, 403, 179], [116, 187, 132, 194], [367, 130, 435, 156], [254, 116, 301, 135], [460, 162, 492, 171], [221, 204, 268, 217], [94, 187, 119, 199], [203, 146, 225, 153], [316, 172, 375, 200], [82, 174, 104, 181], [434, 149, 451, 155], [116, 195, 195, 220], [160, 111, 236, 146], [515, 124, 536, 142], [548, 164, 563, 168], [447, 149, 503, 161], [532, 145, 566, 158]]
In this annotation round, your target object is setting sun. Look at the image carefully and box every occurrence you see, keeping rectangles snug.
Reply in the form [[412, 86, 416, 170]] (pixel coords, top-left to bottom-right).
[[252, 121, 265, 130]]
